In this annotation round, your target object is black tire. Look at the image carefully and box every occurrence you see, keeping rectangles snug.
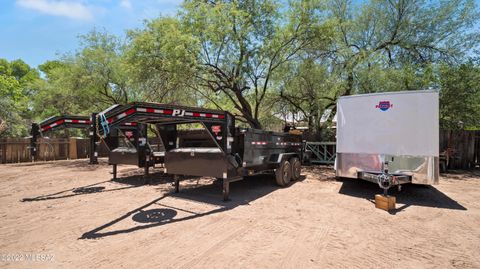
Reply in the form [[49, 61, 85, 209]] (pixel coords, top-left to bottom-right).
[[291, 157, 301, 180], [275, 160, 292, 187]]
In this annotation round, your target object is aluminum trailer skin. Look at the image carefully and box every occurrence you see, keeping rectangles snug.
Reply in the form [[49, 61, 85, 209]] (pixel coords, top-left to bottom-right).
[[97, 102, 303, 200], [335, 90, 439, 192]]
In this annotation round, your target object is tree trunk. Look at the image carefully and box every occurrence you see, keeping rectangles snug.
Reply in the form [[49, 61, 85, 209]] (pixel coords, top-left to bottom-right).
[[308, 115, 314, 131], [232, 88, 263, 129], [246, 116, 262, 129], [345, 69, 354, 96]]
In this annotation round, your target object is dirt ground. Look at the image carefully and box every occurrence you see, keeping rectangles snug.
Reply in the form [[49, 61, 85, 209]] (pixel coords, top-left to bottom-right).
[[0, 159, 479, 269]]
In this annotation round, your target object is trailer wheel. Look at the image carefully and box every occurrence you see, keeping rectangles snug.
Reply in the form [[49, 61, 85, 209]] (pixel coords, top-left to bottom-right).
[[275, 160, 292, 187], [290, 157, 301, 180]]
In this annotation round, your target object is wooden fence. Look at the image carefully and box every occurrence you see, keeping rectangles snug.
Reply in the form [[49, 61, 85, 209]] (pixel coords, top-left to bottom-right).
[[1, 131, 479, 168], [0, 137, 163, 164], [440, 130, 480, 169], [0, 138, 108, 164]]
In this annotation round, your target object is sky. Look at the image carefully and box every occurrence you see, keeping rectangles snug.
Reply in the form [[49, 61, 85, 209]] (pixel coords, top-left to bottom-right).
[[0, 0, 183, 68]]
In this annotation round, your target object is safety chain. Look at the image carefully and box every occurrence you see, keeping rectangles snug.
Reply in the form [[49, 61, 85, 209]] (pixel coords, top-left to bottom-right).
[[95, 114, 110, 139]]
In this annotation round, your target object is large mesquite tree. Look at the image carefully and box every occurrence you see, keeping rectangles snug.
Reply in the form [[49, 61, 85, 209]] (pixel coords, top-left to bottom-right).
[[178, 0, 333, 128]]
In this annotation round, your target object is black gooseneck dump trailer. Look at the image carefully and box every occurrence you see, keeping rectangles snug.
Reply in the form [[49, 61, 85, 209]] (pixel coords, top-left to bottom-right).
[[92, 104, 165, 178], [96, 102, 304, 200], [30, 111, 144, 165], [30, 115, 96, 163]]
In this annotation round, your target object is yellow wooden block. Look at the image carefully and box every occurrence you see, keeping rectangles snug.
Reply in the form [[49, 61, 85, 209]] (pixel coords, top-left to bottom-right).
[[375, 194, 396, 211], [288, 129, 303, 135]]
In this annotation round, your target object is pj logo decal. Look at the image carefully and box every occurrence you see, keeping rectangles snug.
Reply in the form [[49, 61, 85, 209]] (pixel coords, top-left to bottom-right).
[[172, 109, 185, 116]]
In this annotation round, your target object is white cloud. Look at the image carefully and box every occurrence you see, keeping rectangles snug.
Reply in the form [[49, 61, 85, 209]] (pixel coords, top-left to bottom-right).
[[120, 0, 132, 9], [17, 0, 94, 21]]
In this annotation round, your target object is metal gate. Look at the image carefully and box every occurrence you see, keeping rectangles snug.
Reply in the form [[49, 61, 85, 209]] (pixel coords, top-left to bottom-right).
[[305, 142, 336, 164]]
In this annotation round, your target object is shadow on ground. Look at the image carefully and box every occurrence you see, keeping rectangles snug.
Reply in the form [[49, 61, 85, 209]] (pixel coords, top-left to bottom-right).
[[8, 158, 108, 170], [80, 175, 305, 239], [338, 178, 467, 214], [21, 172, 169, 202], [440, 170, 480, 179]]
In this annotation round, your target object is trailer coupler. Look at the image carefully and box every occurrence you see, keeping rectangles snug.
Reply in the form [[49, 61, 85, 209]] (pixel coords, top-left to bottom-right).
[[358, 171, 410, 195]]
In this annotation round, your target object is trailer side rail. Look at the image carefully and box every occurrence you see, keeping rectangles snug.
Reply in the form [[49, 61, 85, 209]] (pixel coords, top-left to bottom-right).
[[97, 102, 235, 153], [38, 115, 91, 133], [100, 102, 228, 127]]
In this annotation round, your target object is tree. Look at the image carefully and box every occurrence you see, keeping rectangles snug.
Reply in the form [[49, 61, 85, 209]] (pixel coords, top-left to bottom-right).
[[125, 17, 198, 105], [278, 58, 339, 132], [439, 62, 480, 129], [0, 75, 22, 135], [0, 59, 39, 137], [178, 0, 333, 128], [277, 0, 480, 132], [75, 30, 131, 106], [34, 59, 84, 118], [325, 0, 478, 99], [34, 30, 133, 119]]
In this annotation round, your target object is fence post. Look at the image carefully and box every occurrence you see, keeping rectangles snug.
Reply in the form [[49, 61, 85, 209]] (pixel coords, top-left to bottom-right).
[[89, 113, 99, 164], [69, 138, 78, 160], [0, 139, 7, 163], [30, 123, 40, 162]]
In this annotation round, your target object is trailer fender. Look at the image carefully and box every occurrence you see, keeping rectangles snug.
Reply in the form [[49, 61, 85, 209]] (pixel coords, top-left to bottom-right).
[[270, 153, 300, 165]]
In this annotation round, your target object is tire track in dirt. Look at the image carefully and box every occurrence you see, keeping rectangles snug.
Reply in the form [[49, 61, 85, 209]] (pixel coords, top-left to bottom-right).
[[228, 218, 298, 268], [177, 220, 257, 269], [324, 214, 476, 269], [279, 223, 332, 268]]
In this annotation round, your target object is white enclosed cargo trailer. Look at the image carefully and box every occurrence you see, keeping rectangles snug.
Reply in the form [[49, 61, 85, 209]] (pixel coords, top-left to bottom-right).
[[335, 90, 439, 191]]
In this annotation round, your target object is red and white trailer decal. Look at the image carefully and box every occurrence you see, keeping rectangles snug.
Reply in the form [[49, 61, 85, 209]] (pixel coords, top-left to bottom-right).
[[41, 119, 91, 132], [41, 118, 137, 132], [105, 107, 225, 125]]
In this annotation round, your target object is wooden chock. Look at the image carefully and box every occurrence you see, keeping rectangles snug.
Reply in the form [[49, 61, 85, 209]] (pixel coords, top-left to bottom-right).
[[375, 194, 396, 211]]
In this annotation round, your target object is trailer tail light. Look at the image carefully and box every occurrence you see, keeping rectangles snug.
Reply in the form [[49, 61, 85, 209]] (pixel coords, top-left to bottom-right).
[[251, 141, 268, 145], [211, 125, 222, 134]]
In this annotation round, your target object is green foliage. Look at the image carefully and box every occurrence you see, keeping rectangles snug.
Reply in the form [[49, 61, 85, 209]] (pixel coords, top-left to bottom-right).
[[0, 74, 22, 99], [76, 30, 131, 105], [278, 58, 339, 132], [173, 0, 335, 128], [439, 62, 480, 129], [0, 59, 40, 137], [125, 17, 197, 105], [2, 0, 480, 137], [33, 30, 133, 120], [33, 59, 85, 117], [277, 0, 479, 133]]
